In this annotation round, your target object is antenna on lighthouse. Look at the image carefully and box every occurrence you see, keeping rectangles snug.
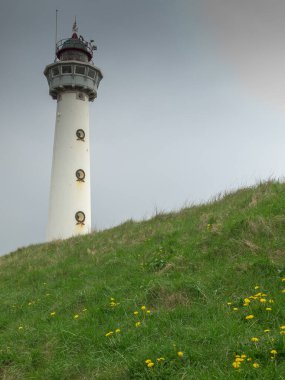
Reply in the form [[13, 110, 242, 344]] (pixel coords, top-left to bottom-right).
[[73, 16, 78, 33], [55, 9, 59, 61]]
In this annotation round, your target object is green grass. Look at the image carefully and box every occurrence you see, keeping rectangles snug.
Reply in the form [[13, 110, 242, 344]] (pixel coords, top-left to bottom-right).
[[1, 180, 285, 379]]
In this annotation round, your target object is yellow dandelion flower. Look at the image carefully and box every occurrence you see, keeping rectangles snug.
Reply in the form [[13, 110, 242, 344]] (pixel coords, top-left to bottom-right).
[[18, 326, 23, 330], [281, 289, 285, 293], [147, 362, 155, 368], [270, 350, 277, 355], [145, 359, 152, 364], [264, 329, 271, 333], [232, 362, 240, 368], [227, 302, 232, 305], [266, 307, 272, 311], [245, 314, 254, 320], [269, 299, 274, 303], [259, 298, 266, 303], [50, 311, 56, 316], [280, 331, 285, 335], [177, 351, 184, 357], [133, 311, 139, 315], [241, 354, 247, 358], [247, 357, 252, 362], [135, 321, 141, 327], [251, 337, 259, 342], [115, 328, 121, 333], [105, 331, 113, 337], [141, 306, 146, 311], [280, 326, 285, 330], [233, 307, 239, 311], [254, 286, 260, 290], [261, 293, 267, 297], [253, 363, 260, 368], [244, 298, 251, 303], [73, 314, 79, 319], [146, 310, 151, 314], [281, 277, 285, 282], [157, 357, 165, 362], [235, 358, 244, 362], [243, 303, 249, 307], [110, 297, 115, 301]]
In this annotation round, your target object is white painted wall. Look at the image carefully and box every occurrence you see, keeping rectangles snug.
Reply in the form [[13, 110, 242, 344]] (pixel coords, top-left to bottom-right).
[[47, 91, 91, 241]]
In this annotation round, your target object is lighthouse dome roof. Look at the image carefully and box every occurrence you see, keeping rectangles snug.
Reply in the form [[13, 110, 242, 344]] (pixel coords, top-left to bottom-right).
[[56, 33, 92, 61]]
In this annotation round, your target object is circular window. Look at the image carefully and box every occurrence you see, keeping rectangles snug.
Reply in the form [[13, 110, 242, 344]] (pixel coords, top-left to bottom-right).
[[76, 129, 85, 141], [75, 211, 85, 224], [76, 169, 85, 181]]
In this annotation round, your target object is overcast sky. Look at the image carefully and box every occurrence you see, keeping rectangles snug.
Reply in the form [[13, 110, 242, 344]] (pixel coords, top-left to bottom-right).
[[1, 0, 285, 256]]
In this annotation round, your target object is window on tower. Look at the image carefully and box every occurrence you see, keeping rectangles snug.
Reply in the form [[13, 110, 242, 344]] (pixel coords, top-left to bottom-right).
[[62, 65, 72, 74], [76, 169, 85, 182], [75, 66, 86, 75], [75, 211, 85, 225], [88, 68, 96, 79], [76, 129, 85, 141], [52, 67, 60, 76]]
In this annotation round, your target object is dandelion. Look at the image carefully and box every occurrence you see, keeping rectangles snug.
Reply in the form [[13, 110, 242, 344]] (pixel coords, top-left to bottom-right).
[[145, 359, 152, 364], [281, 278, 285, 282], [177, 351, 184, 358], [264, 329, 271, 333], [233, 307, 238, 311], [73, 314, 79, 319], [141, 306, 146, 311], [227, 302, 232, 305], [280, 331, 285, 335], [115, 328, 121, 333], [157, 357, 165, 362], [146, 310, 151, 314], [245, 314, 254, 320], [50, 311, 56, 317], [133, 311, 139, 315], [18, 326, 23, 330], [269, 299, 274, 303], [254, 285, 260, 290], [280, 326, 285, 330], [270, 350, 277, 355], [259, 298, 266, 303], [232, 362, 240, 368], [241, 354, 247, 358], [266, 307, 272, 311], [105, 331, 113, 337], [281, 289, 285, 294], [110, 297, 115, 301], [247, 357, 252, 362], [82, 308, 87, 312], [147, 362, 154, 368], [251, 337, 259, 342], [135, 321, 141, 327], [253, 363, 260, 368], [244, 298, 251, 304]]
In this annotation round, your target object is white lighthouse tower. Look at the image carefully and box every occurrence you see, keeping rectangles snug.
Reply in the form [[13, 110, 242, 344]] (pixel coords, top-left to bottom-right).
[[44, 21, 103, 241]]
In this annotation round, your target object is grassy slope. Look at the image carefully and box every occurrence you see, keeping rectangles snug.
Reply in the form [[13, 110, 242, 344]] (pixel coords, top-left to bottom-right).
[[1, 181, 285, 379]]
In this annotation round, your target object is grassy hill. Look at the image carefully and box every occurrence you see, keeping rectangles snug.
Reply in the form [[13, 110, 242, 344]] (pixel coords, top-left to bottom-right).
[[1, 181, 285, 379]]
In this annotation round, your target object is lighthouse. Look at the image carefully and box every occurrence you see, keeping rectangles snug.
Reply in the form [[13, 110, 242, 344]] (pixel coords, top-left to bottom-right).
[[44, 21, 103, 241]]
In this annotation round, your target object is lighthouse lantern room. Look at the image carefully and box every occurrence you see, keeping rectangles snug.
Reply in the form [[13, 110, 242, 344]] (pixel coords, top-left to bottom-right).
[[44, 20, 103, 241]]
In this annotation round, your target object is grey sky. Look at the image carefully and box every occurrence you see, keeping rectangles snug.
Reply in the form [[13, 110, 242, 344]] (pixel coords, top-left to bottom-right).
[[1, 0, 285, 255]]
